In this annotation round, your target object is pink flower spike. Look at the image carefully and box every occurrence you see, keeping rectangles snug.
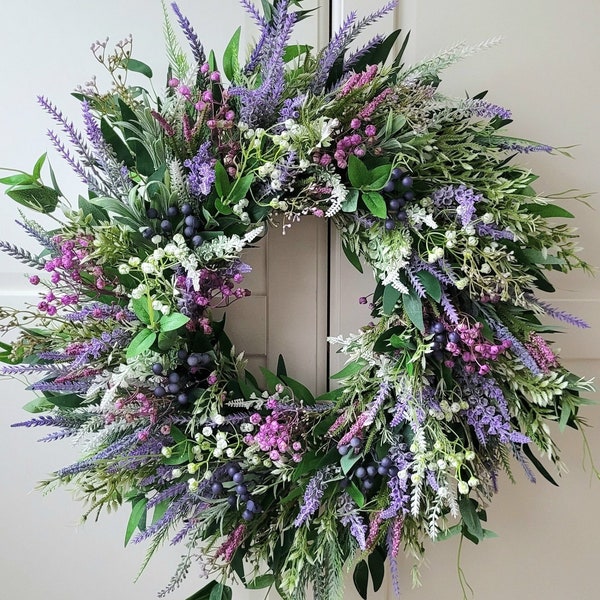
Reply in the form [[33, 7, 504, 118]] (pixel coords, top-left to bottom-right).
[[168, 77, 179, 87]]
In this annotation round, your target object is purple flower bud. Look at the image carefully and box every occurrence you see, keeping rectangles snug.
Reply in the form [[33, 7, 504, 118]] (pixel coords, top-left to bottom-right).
[[29, 275, 40, 285], [365, 124, 377, 136]]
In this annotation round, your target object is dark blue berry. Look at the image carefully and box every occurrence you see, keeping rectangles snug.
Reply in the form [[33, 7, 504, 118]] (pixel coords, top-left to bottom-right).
[[378, 465, 389, 476], [211, 482, 223, 495], [397, 210, 408, 221], [177, 393, 189, 405], [239, 493, 250, 502], [227, 464, 240, 477], [227, 495, 237, 507], [388, 199, 401, 211], [192, 235, 204, 247], [168, 383, 180, 394], [177, 349, 189, 361], [187, 354, 200, 367], [338, 445, 350, 456], [160, 219, 172, 232], [349, 437, 362, 449], [448, 332, 460, 344], [432, 322, 445, 334], [391, 167, 403, 180], [232, 472, 244, 484], [363, 478, 374, 490], [154, 385, 166, 397], [184, 226, 195, 238], [380, 457, 393, 468], [383, 180, 396, 193], [385, 219, 395, 231], [168, 372, 180, 383], [167, 206, 179, 217], [242, 509, 254, 521], [181, 203, 193, 216], [246, 500, 256, 513], [146, 208, 158, 219], [236, 484, 247, 495], [401, 176, 413, 188], [366, 465, 377, 477], [142, 227, 154, 239], [355, 466, 367, 480], [403, 190, 415, 201], [151, 363, 163, 375], [185, 215, 198, 227]]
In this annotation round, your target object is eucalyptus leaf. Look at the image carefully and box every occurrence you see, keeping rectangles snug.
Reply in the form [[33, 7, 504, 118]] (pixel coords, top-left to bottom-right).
[[402, 289, 425, 332]]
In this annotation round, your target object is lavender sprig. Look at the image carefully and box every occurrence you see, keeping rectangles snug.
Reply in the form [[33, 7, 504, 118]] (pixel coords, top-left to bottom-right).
[[171, 3, 206, 66]]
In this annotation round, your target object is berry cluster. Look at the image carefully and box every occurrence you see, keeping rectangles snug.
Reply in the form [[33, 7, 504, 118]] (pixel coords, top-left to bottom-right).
[[151, 348, 213, 406], [382, 168, 414, 230], [143, 203, 204, 248], [216, 464, 263, 522], [338, 438, 398, 496]]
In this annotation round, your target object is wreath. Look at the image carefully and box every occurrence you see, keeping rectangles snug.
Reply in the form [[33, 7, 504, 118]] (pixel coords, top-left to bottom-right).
[[0, 2, 594, 599]]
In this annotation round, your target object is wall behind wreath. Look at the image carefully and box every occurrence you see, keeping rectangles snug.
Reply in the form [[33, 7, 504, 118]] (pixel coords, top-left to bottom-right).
[[0, 1, 599, 600]]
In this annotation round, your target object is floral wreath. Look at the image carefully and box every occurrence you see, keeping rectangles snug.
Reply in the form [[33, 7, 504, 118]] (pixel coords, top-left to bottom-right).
[[0, 1, 594, 599]]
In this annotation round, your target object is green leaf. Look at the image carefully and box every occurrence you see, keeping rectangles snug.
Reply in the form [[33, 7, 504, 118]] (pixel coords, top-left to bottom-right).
[[209, 583, 232, 600], [126, 328, 157, 359], [185, 581, 219, 600], [559, 402, 572, 432], [352, 29, 403, 72], [280, 375, 314, 405], [342, 242, 363, 273], [214, 161, 231, 198], [6, 185, 59, 214], [101, 118, 134, 166], [383, 285, 401, 315], [522, 203, 574, 219], [22, 397, 54, 413], [402, 289, 425, 332], [340, 451, 361, 475], [341, 188, 359, 212], [368, 547, 386, 592], [353, 560, 369, 600], [151, 499, 170, 525], [362, 191, 387, 219], [78, 195, 108, 223], [159, 312, 190, 332], [276, 354, 287, 377], [131, 297, 153, 325], [227, 173, 254, 204], [222, 27, 241, 82], [458, 496, 484, 543], [43, 392, 85, 408], [292, 448, 338, 479], [158, 329, 178, 351], [347, 155, 370, 188], [283, 44, 312, 62], [124, 58, 153, 78], [330, 358, 368, 380], [259, 367, 281, 394], [0, 173, 35, 186], [347, 482, 365, 508], [417, 270, 442, 302], [522, 444, 559, 486], [366, 164, 392, 191], [32, 153, 47, 179], [246, 575, 275, 590], [125, 498, 147, 546]]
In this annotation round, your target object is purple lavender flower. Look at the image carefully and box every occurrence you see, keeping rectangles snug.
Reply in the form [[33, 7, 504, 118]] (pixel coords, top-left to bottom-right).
[[468, 99, 512, 121], [431, 184, 482, 228], [530, 297, 590, 329], [338, 493, 367, 550], [279, 94, 305, 122], [232, 1, 297, 127], [184, 141, 215, 197], [294, 466, 333, 527], [476, 222, 516, 241], [310, 2, 397, 94], [500, 141, 553, 153], [171, 3, 206, 65], [488, 319, 542, 376]]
